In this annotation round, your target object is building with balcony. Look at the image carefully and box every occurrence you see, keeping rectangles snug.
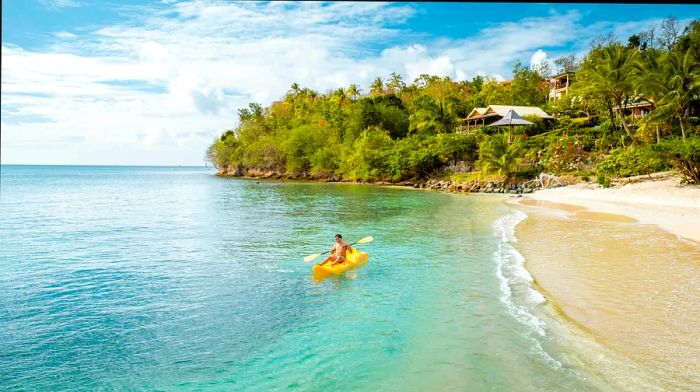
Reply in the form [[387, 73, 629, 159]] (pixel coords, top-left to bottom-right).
[[548, 72, 574, 101]]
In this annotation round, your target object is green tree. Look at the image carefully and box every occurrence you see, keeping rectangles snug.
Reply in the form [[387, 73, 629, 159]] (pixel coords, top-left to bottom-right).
[[576, 43, 640, 141], [476, 133, 523, 178], [347, 84, 361, 100], [654, 47, 700, 140], [471, 75, 484, 93], [370, 77, 385, 97], [386, 72, 406, 94], [636, 47, 672, 143], [408, 95, 458, 134], [330, 87, 349, 108], [206, 130, 238, 169], [341, 126, 394, 180], [627, 34, 642, 49], [675, 20, 700, 59], [477, 78, 511, 106], [388, 135, 440, 180], [511, 61, 548, 106]]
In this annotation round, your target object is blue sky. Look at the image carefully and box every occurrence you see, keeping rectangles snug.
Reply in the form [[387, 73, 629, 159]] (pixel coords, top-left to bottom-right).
[[2, 1, 699, 165]]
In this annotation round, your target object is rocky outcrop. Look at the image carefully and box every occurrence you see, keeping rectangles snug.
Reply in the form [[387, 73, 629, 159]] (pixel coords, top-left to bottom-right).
[[416, 178, 546, 194], [215, 166, 563, 195]]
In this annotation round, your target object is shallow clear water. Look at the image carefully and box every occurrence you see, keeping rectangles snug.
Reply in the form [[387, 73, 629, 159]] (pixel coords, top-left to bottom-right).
[[515, 208, 700, 391], [1, 165, 601, 391]]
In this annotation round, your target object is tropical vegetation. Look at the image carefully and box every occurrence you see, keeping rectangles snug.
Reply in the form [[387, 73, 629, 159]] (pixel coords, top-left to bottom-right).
[[208, 17, 700, 185]]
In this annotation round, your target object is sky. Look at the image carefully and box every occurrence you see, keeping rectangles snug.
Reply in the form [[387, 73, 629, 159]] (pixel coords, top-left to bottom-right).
[[2, 1, 699, 166]]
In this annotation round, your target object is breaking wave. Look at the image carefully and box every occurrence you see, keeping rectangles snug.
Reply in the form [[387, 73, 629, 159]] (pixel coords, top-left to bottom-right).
[[493, 210, 560, 368]]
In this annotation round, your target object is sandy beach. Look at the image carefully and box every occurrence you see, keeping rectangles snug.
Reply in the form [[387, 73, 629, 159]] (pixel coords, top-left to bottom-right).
[[518, 171, 700, 243], [511, 172, 700, 390]]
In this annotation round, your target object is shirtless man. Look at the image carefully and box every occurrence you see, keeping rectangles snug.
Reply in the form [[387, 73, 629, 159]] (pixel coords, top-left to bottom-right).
[[318, 234, 352, 266]]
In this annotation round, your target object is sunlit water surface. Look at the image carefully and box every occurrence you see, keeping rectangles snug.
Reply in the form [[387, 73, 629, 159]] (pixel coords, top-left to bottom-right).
[[1, 165, 608, 391]]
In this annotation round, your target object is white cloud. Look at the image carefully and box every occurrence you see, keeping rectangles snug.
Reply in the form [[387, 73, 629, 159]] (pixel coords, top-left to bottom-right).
[[53, 31, 78, 39], [530, 49, 548, 70], [2, 3, 683, 165], [38, 0, 83, 10]]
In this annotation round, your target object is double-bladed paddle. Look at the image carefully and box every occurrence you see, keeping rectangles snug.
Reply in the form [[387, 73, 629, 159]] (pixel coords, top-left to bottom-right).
[[303, 236, 373, 262]]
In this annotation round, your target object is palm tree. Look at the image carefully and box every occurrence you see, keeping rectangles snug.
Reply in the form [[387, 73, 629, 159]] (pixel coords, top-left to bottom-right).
[[477, 133, 522, 178], [636, 47, 670, 143], [408, 95, 458, 134], [370, 77, 384, 97], [347, 84, 360, 100], [577, 43, 640, 141], [387, 72, 405, 94], [331, 87, 348, 108], [655, 47, 700, 140]]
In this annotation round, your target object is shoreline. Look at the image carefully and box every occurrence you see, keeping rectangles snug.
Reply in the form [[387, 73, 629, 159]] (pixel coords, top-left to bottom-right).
[[512, 171, 700, 243], [510, 172, 700, 390]]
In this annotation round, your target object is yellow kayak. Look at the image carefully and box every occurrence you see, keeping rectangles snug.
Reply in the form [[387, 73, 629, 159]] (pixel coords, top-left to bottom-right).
[[312, 248, 369, 281]]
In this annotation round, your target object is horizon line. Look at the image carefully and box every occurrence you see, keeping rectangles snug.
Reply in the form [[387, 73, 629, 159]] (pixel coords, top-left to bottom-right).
[[0, 163, 212, 167]]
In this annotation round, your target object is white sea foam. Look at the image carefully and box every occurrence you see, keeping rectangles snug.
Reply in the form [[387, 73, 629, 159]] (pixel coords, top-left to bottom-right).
[[493, 210, 560, 368]]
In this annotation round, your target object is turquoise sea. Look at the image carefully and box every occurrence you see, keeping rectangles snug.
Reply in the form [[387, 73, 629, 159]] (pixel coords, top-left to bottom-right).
[[1, 165, 605, 391]]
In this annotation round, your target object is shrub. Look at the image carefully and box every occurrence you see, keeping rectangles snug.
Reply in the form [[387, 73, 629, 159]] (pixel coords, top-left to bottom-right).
[[654, 137, 700, 184], [522, 115, 550, 135], [309, 147, 340, 175], [434, 133, 479, 165], [595, 144, 669, 185], [514, 165, 540, 180], [540, 135, 592, 174], [556, 115, 574, 130], [572, 117, 595, 128]]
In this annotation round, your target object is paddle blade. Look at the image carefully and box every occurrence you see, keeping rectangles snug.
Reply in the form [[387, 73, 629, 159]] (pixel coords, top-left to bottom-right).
[[304, 253, 321, 262], [356, 236, 373, 244]]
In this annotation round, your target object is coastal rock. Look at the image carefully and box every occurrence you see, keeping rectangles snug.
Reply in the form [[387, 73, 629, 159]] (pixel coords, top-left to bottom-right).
[[215, 167, 542, 197]]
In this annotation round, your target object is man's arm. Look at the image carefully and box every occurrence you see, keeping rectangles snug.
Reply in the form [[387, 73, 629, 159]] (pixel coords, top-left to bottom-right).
[[317, 248, 334, 266]]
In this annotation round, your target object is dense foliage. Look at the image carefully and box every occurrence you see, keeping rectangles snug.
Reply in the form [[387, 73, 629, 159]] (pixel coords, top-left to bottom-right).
[[209, 17, 700, 184]]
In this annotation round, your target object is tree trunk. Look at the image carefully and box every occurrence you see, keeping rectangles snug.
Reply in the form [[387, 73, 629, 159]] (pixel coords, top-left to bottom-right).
[[679, 115, 687, 140], [656, 124, 660, 144], [617, 97, 636, 144], [607, 102, 617, 131], [620, 117, 636, 143]]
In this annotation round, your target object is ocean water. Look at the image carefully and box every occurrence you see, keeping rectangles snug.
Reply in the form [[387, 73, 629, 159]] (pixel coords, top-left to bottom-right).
[[1, 165, 603, 391]]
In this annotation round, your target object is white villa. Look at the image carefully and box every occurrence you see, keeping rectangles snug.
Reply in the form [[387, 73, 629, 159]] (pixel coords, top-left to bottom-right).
[[460, 105, 553, 130]]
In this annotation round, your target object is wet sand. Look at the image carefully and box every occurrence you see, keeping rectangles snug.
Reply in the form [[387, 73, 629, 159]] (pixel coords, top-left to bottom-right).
[[513, 202, 700, 390]]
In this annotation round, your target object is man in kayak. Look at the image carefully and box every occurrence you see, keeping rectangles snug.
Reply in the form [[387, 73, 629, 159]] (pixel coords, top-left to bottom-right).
[[318, 234, 352, 266]]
